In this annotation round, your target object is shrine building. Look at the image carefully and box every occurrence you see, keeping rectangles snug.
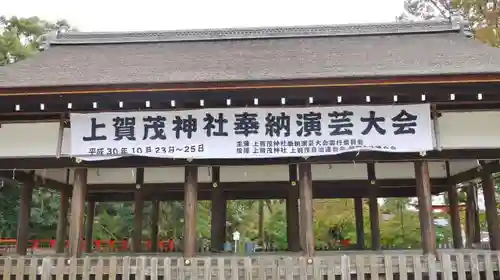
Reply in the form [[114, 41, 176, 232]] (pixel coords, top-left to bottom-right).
[[0, 19, 500, 262]]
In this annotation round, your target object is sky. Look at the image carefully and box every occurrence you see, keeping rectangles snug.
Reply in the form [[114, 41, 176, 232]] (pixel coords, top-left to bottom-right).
[[4, 0, 406, 32]]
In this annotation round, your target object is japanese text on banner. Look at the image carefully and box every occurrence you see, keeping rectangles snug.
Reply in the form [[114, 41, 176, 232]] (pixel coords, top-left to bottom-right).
[[70, 104, 433, 160]]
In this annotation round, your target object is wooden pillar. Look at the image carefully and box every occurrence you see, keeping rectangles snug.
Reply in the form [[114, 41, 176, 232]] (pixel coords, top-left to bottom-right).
[[465, 183, 481, 247], [465, 184, 474, 248], [472, 185, 481, 245], [367, 163, 381, 250], [85, 200, 95, 253], [354, 197, 365, 249], [16, 172, 34, 255], [286, 189, 300, 252], [298, 163, 314, 257], [211, 166, 226, 251], [481, 170, 500, 250], [447, 185, 463, 249], [211, 188, 225, 251], [287, 164, 300, 251], [184, 166, 198, 258], [68, 168, 88, 258], [55, 187, 70, 253], [414, 161, 437, 255], [150, 199, 160, 252], [221, 196, 227, 246], [132, 168, 145, 253]]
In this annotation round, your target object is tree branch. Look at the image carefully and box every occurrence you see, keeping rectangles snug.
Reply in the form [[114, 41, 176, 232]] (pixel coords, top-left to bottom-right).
[[429, 0, 450, 19]]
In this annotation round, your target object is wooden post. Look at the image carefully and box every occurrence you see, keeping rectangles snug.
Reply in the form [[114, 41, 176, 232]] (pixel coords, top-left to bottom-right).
[[85, 200, 95, 253], [286, 190, 300, 251], [132, 168, 145, 253], [55, 187, 70, 253], [367, 163, 381, 250], [220, 195, 227, 247], [465, 184, 474, 248], [354, 197, 365, 249], [210, 166, 226, 251], [368, 193, 380, 250], [447, 185, 463, 249], [414, 161, 437, 255], [481, 170, 500, 250], [16, 172, 34, 255], [472, 185, 481, 245], [150, 199, 160, 252], [286, 165, 300, 252], [298, 163, 314, 257], [68, 168, 88, 258], [465, 183, 481, 247], [184, 166, 198, 258]]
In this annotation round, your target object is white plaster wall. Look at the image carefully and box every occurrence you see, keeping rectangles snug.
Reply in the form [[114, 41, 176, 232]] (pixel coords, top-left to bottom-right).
[[61, 128, 71, 156], [312, 163, 367, 180], [3, 111, 500, 159], [448, 160, 480, 176], [144, 167, 211, 183], [439, 111, 500, 149], [87, 167, 211, 184], [220, 165, 289, 182], [0, 122, 61, 157], [35, 169, 69, 183], [35, 161, 455, 185], [375, 161, 447, 179]]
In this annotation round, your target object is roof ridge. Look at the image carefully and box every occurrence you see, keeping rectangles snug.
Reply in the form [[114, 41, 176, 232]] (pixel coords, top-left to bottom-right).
[[52, 20, 459, 45]]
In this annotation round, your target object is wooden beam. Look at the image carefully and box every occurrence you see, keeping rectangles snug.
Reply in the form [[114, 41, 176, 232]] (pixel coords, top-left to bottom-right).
[[15, 171, 34, 255], [448, 161, 500, 185], [68, 168, 87, 258], [132, 168, 144, 253], [86, 178, 450, 192], [414, 161, 437, 256], [1, 74, 499, 102], [88, 185, 450, 202], [184, 166, 198, 258], [5, 149, 500, 169], [298, 163, 314, 257], [0, 170, 68, 191]]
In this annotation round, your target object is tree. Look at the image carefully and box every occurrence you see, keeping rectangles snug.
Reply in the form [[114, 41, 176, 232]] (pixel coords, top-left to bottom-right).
[[0, 15, 75, 238], [400, 0, 500, 47], [0, 182, 21, 237], [398, 0, 451, 20], [0, 16, 72, 65]]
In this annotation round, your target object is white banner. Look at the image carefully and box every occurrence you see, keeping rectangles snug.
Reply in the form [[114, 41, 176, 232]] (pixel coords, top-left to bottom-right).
[[70, 104, 433, 160]]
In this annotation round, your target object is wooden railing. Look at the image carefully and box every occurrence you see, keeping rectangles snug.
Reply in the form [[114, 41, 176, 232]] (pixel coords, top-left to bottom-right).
[[1, 251, 499, 279]]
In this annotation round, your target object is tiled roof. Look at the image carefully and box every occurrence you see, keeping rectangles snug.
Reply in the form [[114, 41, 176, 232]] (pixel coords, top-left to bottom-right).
[[0, 20, 498, 89]]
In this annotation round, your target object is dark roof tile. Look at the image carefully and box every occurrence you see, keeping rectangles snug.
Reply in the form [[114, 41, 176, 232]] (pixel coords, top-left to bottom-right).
[[0, 20, 498, 89]]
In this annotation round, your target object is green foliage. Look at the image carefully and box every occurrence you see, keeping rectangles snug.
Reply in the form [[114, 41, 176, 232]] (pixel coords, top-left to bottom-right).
[[0, 183, 21, 237], [30, 188, 61, 238], [401, 0, 500, 46], [93, 202, 134, 240], [264, 208, 287, 250], [0, 15, 73, 65]]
